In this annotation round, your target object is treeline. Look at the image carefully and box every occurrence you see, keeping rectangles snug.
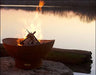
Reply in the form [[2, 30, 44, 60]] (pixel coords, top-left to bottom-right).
[[1, 0, 96, 8]]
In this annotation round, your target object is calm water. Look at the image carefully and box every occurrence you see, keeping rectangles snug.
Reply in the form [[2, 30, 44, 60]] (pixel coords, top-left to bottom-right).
[[0, 6, 95, 75]]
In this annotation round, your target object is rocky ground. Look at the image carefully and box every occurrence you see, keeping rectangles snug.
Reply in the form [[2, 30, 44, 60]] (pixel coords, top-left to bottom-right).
[[0, 57, 73, 75]]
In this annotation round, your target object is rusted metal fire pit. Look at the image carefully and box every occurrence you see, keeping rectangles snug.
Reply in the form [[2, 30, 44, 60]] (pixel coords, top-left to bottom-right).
[[2, 38, 55, 69]]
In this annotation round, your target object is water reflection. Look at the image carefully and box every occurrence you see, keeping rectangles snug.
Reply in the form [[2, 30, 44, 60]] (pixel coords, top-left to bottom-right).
[[0, 5, 96, 22]]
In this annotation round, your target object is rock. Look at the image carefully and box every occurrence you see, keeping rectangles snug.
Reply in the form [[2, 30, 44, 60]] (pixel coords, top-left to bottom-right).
[[0, 57, 73, 75]]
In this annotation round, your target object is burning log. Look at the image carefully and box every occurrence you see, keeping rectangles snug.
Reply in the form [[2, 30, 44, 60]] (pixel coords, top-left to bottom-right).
[[20, 31, 40, 46]]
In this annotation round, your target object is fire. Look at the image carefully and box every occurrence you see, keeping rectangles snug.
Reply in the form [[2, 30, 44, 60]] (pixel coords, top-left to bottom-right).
[[36, 0, 45, 11], [17, 0, 45, 46], [17, 39, 22, 46], [26, 0, 44, 39], [24, 12, 43, 40]]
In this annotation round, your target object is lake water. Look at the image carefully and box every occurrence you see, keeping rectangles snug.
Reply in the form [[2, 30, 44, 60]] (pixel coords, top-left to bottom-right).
[[0, 5, 95, 75]]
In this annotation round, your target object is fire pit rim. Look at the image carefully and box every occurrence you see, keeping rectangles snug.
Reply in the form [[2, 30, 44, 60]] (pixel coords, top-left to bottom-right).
[[2, 38, 55, 47]]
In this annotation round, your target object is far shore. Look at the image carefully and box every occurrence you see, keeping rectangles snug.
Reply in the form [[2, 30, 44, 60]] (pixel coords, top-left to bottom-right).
[[1, 0, 96, 8]]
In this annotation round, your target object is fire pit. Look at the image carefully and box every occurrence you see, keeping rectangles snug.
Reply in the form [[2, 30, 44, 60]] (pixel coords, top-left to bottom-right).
[[2, 38, 55, 69]]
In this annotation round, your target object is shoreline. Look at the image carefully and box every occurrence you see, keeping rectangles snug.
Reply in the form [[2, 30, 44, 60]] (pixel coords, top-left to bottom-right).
[[1, 0, 96, 8]]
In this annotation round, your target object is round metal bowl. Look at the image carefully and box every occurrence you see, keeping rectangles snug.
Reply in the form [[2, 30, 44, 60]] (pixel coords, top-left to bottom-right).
[[2, 38, 55, 69]]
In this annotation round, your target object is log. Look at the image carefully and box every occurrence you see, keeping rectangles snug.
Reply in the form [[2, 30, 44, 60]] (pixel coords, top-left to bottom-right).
[[20, 31, 40, 45], [66, 62, 92, 74], [45, 48, 92, 64], [20, 31, 36, 45]]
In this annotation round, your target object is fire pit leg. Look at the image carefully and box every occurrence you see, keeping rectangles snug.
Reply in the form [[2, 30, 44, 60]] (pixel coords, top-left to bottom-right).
[[15, 59, 42, 69]]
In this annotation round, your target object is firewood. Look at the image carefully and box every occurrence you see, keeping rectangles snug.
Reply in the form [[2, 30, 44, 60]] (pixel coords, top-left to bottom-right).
[[20, 31, 36, 45], [20, 31, 40, 46]]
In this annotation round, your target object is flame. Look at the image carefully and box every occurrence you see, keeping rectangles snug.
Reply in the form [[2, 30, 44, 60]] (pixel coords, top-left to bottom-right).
[[17, 39, 22, 46], [26, 0, 45, 39], [36, 0, 45, 11], [17, 0, 45, 46]]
